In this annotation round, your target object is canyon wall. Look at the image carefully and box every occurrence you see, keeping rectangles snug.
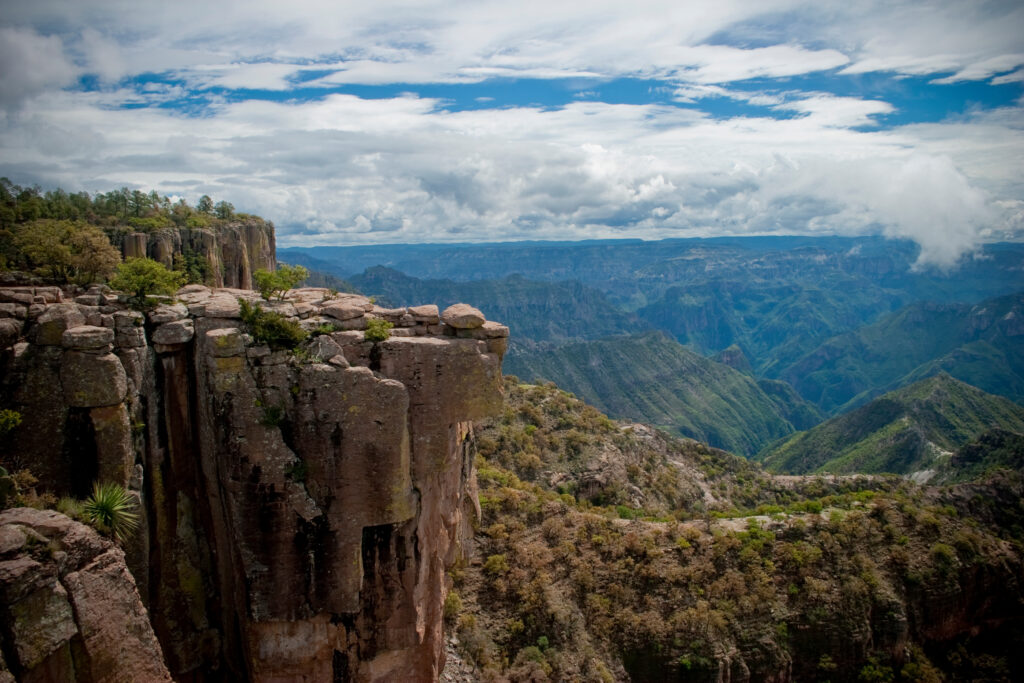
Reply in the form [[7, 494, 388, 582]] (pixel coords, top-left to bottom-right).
[[0, 284, 506, 681], [113, 219, 276, 289]]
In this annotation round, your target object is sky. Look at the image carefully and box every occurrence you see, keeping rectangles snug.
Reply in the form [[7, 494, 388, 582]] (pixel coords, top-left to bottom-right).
[[1, 0, 1023, 266]]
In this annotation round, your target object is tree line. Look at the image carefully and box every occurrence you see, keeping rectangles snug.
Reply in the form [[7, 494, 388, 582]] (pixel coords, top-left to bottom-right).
[[0, 179, 265, 286]]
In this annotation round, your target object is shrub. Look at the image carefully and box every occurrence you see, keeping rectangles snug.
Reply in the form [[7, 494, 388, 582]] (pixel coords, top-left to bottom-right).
[[365, 318, 393, 342], [254, 263, 309, 300], [110, 257, 185, 309], [83, 482, 139, 542], [0, 409, 21, 435], [239, 299, 308, 350]]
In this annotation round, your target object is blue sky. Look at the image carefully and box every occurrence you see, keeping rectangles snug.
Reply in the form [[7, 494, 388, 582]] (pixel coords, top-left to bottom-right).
[[1, 0, 1022, 266]]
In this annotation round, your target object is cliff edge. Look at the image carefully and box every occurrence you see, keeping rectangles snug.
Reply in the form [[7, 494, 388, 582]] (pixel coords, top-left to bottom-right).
[[0, 284, 507, 681]]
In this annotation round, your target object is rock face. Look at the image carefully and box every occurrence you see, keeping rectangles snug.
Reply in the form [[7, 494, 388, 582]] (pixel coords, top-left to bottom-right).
[[112, 219, 276, 289], [0, 287, 507, 681], [0, 508, 172, 683]]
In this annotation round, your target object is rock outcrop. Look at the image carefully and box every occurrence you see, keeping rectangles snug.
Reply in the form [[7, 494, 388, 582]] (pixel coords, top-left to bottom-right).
[[0, 508, 172, 683], [113, 218, 276, 289], [0, 284, 507, 681]]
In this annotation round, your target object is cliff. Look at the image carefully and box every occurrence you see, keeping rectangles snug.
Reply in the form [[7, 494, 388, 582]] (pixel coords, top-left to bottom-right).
[[0, 284, 506, 681], [112, 218, 276, 289], [0, 508, 172, 682]]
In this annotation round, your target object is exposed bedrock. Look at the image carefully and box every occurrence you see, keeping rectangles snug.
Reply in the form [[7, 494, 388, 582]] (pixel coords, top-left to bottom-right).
[[115, 219, 276, 289], [0, 285, 506, 681]]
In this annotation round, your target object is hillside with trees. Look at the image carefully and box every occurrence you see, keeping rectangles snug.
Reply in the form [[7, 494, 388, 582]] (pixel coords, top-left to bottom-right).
[[0, 179, 274, 289]]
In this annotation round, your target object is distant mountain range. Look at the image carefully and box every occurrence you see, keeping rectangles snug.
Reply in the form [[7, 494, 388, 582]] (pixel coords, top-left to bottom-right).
[[777, 292, 1024, 414], [281, 236, 1024, 458], [758, 374, 1024, 477]]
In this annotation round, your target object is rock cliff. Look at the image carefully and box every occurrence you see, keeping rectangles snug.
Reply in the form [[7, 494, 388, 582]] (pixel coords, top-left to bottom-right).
[[0, 284, 506, 681], [113, 219, 276, 289], [0, 508, 172, 683]]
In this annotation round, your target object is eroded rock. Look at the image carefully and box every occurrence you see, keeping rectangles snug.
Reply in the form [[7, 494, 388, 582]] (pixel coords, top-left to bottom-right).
[[441, 303, 485, 329]]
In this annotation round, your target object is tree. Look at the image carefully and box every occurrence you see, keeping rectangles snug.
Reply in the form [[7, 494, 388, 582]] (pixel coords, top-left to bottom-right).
[[253, 263, 309, 300], [13, 220, 121, 284], [214, 200, 234, 219], [196, 194, 214, 214], [69, 225, 121, 284], [14, 219, 74, 281], [109, 257, 186, 308]]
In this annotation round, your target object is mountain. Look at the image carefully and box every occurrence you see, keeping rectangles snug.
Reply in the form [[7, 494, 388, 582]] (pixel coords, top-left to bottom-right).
[[349, 266, 646, 348], [457, 377, 1024, 682], [503, 331, 812, 456], [779, 292, 1024, 414], [758, 374, 1024, 476], [937, 428, 1024, 484]]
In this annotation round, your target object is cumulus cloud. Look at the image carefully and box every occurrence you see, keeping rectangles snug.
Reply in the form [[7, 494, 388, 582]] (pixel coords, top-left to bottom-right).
[[0, 28, 77, 109], [0, 0, 1020, 267]]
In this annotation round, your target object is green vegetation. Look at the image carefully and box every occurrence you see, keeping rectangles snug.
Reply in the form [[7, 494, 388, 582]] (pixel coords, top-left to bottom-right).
[[254, 263, 309, 300], [505, 332, 812, 456], [759, 374, 1024, 475], [12, 219, 121, 284], [239, 299, 308, 350], [454, 377, 1024, 682], [82, 482, 140, 542], [1, 178, 268, 288], [0, 409, 21, 436], [779, 292, 1024, 413], [109, 257, 187, 308], [364, 318, 394, 342]]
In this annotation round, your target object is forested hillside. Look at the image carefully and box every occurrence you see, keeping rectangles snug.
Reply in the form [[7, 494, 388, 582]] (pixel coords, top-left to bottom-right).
[[0, 179, 272, 288], [504, 331, 818, 456], [449, 379, 1024, 682], [759, 374, 1024, 476]]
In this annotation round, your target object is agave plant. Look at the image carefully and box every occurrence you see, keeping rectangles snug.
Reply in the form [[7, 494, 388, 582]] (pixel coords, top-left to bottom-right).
[[83, 482, 139, 542]]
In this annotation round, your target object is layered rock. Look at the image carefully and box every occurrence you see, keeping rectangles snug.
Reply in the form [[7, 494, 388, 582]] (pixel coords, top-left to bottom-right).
[[0, 508, 171, 683], [0, 286, 507, 681], [113, 218, 276, 289]]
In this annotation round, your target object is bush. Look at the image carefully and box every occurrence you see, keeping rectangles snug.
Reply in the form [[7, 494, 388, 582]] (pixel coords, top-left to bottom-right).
[[365, 318, 393, 342], [254, 263, 309, 300], [83, 482, 139, 542], [110, 257, 185, 308], [0, 409, 21, 435], [239, 299, 308, 350]]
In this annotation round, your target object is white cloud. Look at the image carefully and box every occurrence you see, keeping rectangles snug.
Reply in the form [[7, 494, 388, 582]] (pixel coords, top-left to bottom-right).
[[931, 54, 1024, 84], [775, 95, 894, 128], [0, 0, 1021, 266], [0, 27, 77, 109]]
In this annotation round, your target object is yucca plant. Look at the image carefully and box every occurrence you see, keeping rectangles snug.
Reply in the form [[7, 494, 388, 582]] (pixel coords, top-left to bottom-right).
[[83, 482, 139, 542]]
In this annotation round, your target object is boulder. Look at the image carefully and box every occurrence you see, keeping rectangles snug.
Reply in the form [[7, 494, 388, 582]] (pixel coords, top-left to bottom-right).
[[61, 352, 128, 408], [0, 319, 22, 348], [0, 509, 172, 682], [61, 325, 115, 350], [322, 303, 366, 321], [441, 303, 485, 329], [409, 304, 440, 324], [152, 320, 195, 345], [148, 303, 189, 324], [29, 304, 86, 346]]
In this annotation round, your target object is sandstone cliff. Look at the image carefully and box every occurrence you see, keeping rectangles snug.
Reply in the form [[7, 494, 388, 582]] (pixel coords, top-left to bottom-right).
[[112, 218, 276, 289], [0, 508, 172, 682], [0, 284, 506, 681]]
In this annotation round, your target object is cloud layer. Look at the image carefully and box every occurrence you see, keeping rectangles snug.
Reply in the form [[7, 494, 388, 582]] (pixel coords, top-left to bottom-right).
[[1, 0, 1022, 267]]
